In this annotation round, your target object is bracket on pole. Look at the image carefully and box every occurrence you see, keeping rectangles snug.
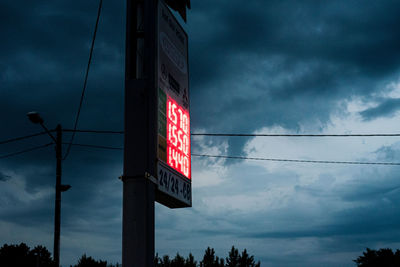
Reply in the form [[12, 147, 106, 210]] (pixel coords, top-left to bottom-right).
[[119, 173, 157, 185]]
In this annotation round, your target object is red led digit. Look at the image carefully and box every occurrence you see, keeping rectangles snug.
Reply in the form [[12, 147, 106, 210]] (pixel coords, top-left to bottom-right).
[[172, 125, 177, 146], [177, 129, 183, 151], [166, 96, 191, 179], [183, 135, 188, 155]]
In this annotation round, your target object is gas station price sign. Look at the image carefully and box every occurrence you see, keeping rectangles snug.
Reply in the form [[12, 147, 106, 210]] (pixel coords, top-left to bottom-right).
[[156, 0, 191, 208], [167, 97, 191, 178]]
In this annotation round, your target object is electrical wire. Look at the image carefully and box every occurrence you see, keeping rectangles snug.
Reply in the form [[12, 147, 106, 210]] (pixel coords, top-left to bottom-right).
[[62, 129, 400, 137], [63, 129, 124, 134], [0, 131, 50, 145], [60, 140, 400, 166], [3, 138, 398, 166], [0, 143, 53, 159], [63, 0, 103, 161], [191, 154, 400, 166], [63, 143, 123, 150], [191, 133, 400, 137]]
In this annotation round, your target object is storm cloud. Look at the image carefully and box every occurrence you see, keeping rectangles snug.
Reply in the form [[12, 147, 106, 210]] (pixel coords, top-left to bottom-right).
[[2, 0, 400, 266]]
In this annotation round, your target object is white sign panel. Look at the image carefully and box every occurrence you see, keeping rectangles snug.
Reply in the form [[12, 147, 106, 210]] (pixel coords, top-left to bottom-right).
[[158, 162, 191, 205], [156, 0, 191, 208]]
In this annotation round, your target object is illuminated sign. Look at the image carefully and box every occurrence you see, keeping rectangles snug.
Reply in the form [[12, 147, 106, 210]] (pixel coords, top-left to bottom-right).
[[167, 97, 191, 179], [156, 0, 191, 208]]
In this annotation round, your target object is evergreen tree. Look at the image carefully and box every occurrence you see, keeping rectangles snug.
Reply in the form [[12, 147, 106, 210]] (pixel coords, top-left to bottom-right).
[[30, 245, 56, 267], [0, 243, 55, 267], [155, 253, 161, 266], [154, 246, 260, 267], [354, 248, 400, 267], [238, 249, 259, 267], [155, 253, 162, 266], [0, 243, 31, 267], [185, 253, 197, 267], [161, 255, 172, 267], [200, 247, 224, 267], [74, 254, 107, 267], [216, 256, 224, 267], [171, 253, 186, 267], [226, 246, 240, 267]]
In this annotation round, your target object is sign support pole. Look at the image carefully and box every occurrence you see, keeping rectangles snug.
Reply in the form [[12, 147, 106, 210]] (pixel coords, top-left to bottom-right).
[[123, 0, 157, 266]]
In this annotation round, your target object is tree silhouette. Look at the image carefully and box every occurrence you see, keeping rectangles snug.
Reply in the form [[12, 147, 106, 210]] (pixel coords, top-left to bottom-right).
[[155, 254, 172, 267], [1, 242, 261, 267], [226, 246, 240, 267], [199, 247, 224, 267], [73, 254, 108, 267], [155, 253, 162, 266], [155, 252, 198, 267], [225, 246, 260, 267], [238, 249, 260, 267], [0, 243, 55, 267], [171, 253, 186, 267], [0, 243, 31, 267], [354, 248, 400, 267], [154, 246, 260, 267], [31, 245, 56, 267], [185, 253, 197, 267]]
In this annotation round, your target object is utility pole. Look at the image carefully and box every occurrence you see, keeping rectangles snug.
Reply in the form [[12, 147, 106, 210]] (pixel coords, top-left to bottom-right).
[[123, 0, 157, 266], [54, 124, 62, 267], [27, 113, 71, 267]]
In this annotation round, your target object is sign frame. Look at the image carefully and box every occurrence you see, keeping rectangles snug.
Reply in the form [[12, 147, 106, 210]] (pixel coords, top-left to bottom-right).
[[155, 0, 191, 208]]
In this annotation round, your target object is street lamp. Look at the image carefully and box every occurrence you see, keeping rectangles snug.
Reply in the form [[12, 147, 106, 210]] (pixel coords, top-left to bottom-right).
[[27, 111, 70, 267]]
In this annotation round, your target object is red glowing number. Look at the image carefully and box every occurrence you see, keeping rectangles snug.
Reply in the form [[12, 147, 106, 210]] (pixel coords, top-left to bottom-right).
[[167, 97, 191, 179]]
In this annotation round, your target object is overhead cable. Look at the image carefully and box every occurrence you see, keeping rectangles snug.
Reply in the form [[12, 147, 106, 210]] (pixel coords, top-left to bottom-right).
[[0, 143, 53, 159], [62, 129, 400, 137], [191, 154, 400, 166], [0, 131, 50, 145], [63, 129, 124, 134], [63, 0, 103, 161], [53, 141, 400, 166], [191, 133, 400, 137], [63, 143, 123, 150]]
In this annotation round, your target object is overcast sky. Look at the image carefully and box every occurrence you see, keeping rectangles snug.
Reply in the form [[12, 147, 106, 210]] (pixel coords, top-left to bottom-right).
[[2, 0, 400, 266]]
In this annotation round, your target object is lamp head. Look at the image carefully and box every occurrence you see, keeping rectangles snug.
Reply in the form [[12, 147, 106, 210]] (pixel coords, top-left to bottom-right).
[[27, 111, 44, 124]]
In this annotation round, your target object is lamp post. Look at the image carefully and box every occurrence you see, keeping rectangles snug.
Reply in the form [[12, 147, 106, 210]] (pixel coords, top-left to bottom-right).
[[27, 112, 70, 267]]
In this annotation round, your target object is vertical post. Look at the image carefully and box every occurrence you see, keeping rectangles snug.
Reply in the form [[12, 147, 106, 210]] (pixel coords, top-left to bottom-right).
[[54, 124, 62, 267], [123, 0, 157, 266]]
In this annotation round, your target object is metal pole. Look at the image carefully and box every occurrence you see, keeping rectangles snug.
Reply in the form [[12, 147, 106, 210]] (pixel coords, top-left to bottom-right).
[[54, 124, 62, 267], [123, 0, 157, 266], [122, 179, 155, 267]]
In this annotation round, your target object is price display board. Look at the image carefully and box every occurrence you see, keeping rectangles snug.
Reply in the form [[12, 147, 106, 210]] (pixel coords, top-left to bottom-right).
[[156, 0, 191, 208]]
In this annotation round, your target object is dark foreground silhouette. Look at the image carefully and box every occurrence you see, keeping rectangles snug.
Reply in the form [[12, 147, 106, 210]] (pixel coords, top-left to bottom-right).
[[155, 246, 260, 267], [5, 243, 400, 266], [0, 243, 118, 267], [0, 243, 56, 267], [354, 248, 400, 267], [0, 243, 260, 267]]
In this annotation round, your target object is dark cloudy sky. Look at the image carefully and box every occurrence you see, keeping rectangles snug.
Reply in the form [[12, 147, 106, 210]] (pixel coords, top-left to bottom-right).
[[2, 0, 400, 266]]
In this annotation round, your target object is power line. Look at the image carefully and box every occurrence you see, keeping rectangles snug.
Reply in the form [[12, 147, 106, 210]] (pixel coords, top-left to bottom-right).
[[63, 129, 124, 134], [4, 139, 397, 166], [62, 129, 400, 137], [63, 0, 103, 161], [62, 141, 400, 166], [0, 143, 53, 159], [0, 131, 50, 145], [191, 133, 400, 137], [191, 154, 400, 166], [63, 143, 123, 150]]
